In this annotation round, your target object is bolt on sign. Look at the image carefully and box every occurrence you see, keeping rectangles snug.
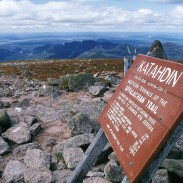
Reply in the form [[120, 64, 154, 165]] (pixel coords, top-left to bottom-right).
[[98, 54, 183, 183]]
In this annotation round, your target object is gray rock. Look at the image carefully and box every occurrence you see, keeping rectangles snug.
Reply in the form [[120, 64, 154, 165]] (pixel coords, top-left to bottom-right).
[[104, 160, 124, 182], [62, 147, 84, 169], [60, 73, 95, 91], [102, 90, 113, 103], [53, 170, 72, 183], [67, 113, 93, 136], [18, 98, 31, 108], [24, 168, 54, 183], [24, 149, 51, 171], [104, 75, 121, 85], [77, 101, 105, 132], [0, 101, 3, 108], [39, 84, 54, 97], [152, 169, 170, 183], [30, 123, 41, 135], [88, 85, 108, 96], [3, 102, 11, 108], [147, 40, 167, 60], [2, 123, 31, 144], [86, 171, 104, 178], [0, 110, 11, 130], [168, 133, 183, 159], [3, 160, 27, 183], [36, 105, 61, 123], [54, 133, 94, 155], [47, 78, 60, 86], [108, 152, 119, 164], [21, 115, 38, 127], [0, 137, 10, 155], [83, 177, 111, 183], [13, 142, 40, 157], [161, 159, 183, 178]]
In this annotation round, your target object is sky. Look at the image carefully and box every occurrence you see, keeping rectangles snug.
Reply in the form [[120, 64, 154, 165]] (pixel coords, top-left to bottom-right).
[[0, 0, 183, 33]]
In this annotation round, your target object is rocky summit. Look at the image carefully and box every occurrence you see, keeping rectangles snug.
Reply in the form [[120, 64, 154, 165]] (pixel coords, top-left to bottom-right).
[[0, 70, 183, 183]]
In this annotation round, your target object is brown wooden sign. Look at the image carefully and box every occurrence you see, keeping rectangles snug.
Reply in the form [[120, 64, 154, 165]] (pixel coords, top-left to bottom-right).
[[98, 54, 183, 183]]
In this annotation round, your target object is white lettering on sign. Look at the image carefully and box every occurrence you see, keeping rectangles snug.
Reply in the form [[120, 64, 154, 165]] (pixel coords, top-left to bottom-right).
[[125, 85, 146, 103], [137, 61, 183, 87]]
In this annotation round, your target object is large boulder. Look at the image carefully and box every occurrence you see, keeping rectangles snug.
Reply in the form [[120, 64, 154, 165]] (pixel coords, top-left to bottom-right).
[[54, 133, 94, 155], [67, 113, 93, 136], [60, 73, 95, 91], [2, 123, 31, 144], [3, 160, 27, 183], [0, 111, 11, 131], [0, 136, 10, 155]]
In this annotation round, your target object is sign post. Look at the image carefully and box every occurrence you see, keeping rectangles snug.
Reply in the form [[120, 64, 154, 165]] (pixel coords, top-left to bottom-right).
[[67, 54, 183, 183], [99, 54, 183, 183]]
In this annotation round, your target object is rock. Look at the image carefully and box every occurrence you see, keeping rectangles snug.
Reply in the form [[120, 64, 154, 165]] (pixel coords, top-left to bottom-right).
[[39, 84, 54, 97], [86, 171, 104, 178], [21, 115, 38, 127], [23, 149, 53, 183], [30, 123, 41, 135], [60, 73, 95, 91], [161, 159, 183, 178], [3, 102, 11, 108], [88, 85, 108, 97], [67, 113, 93, 136], [77, 101, 105, 132], [104, 75, 121, 85], [54, 133, 94, 154], [18, 98, 31, 108], [13, 143, 41, 157], [83, 177, 112, 183], [53, 170, 72, 183], [108, 152, 119, 164], [62, 147, 84, 169], [0, 137, 10, 155], [152, 169, 170, 183], [24, 169, 54, 183], [104, 160, 124, 182], [0, 101, 3, 108], [47, 78, 60, 86], [102, 90, 113, 103], [147, 40, 167, 60], [24, 149, 51, 171], [0, 110, 11, 131], [0, 126, 2, 135], [36, 105, 62, 123], [3, 160, 26, 183], [168, 133, 183, 159], [2, 123, 31, 144]]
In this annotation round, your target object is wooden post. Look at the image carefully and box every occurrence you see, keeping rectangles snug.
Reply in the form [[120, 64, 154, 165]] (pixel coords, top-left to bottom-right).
[[67, 128, 108, 183]]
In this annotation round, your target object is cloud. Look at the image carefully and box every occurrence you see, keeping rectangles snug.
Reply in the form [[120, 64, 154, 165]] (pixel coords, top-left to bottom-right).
[[0, 0, 182, 32], [149, 0, 183, 3]]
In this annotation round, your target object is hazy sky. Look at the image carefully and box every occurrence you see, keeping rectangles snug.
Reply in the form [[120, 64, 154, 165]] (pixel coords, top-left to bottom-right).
[[0, 0, 183, 32]]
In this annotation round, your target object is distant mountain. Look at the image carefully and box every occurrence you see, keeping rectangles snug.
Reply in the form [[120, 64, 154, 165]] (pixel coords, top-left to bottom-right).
[[0, 38, 183, 62]]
